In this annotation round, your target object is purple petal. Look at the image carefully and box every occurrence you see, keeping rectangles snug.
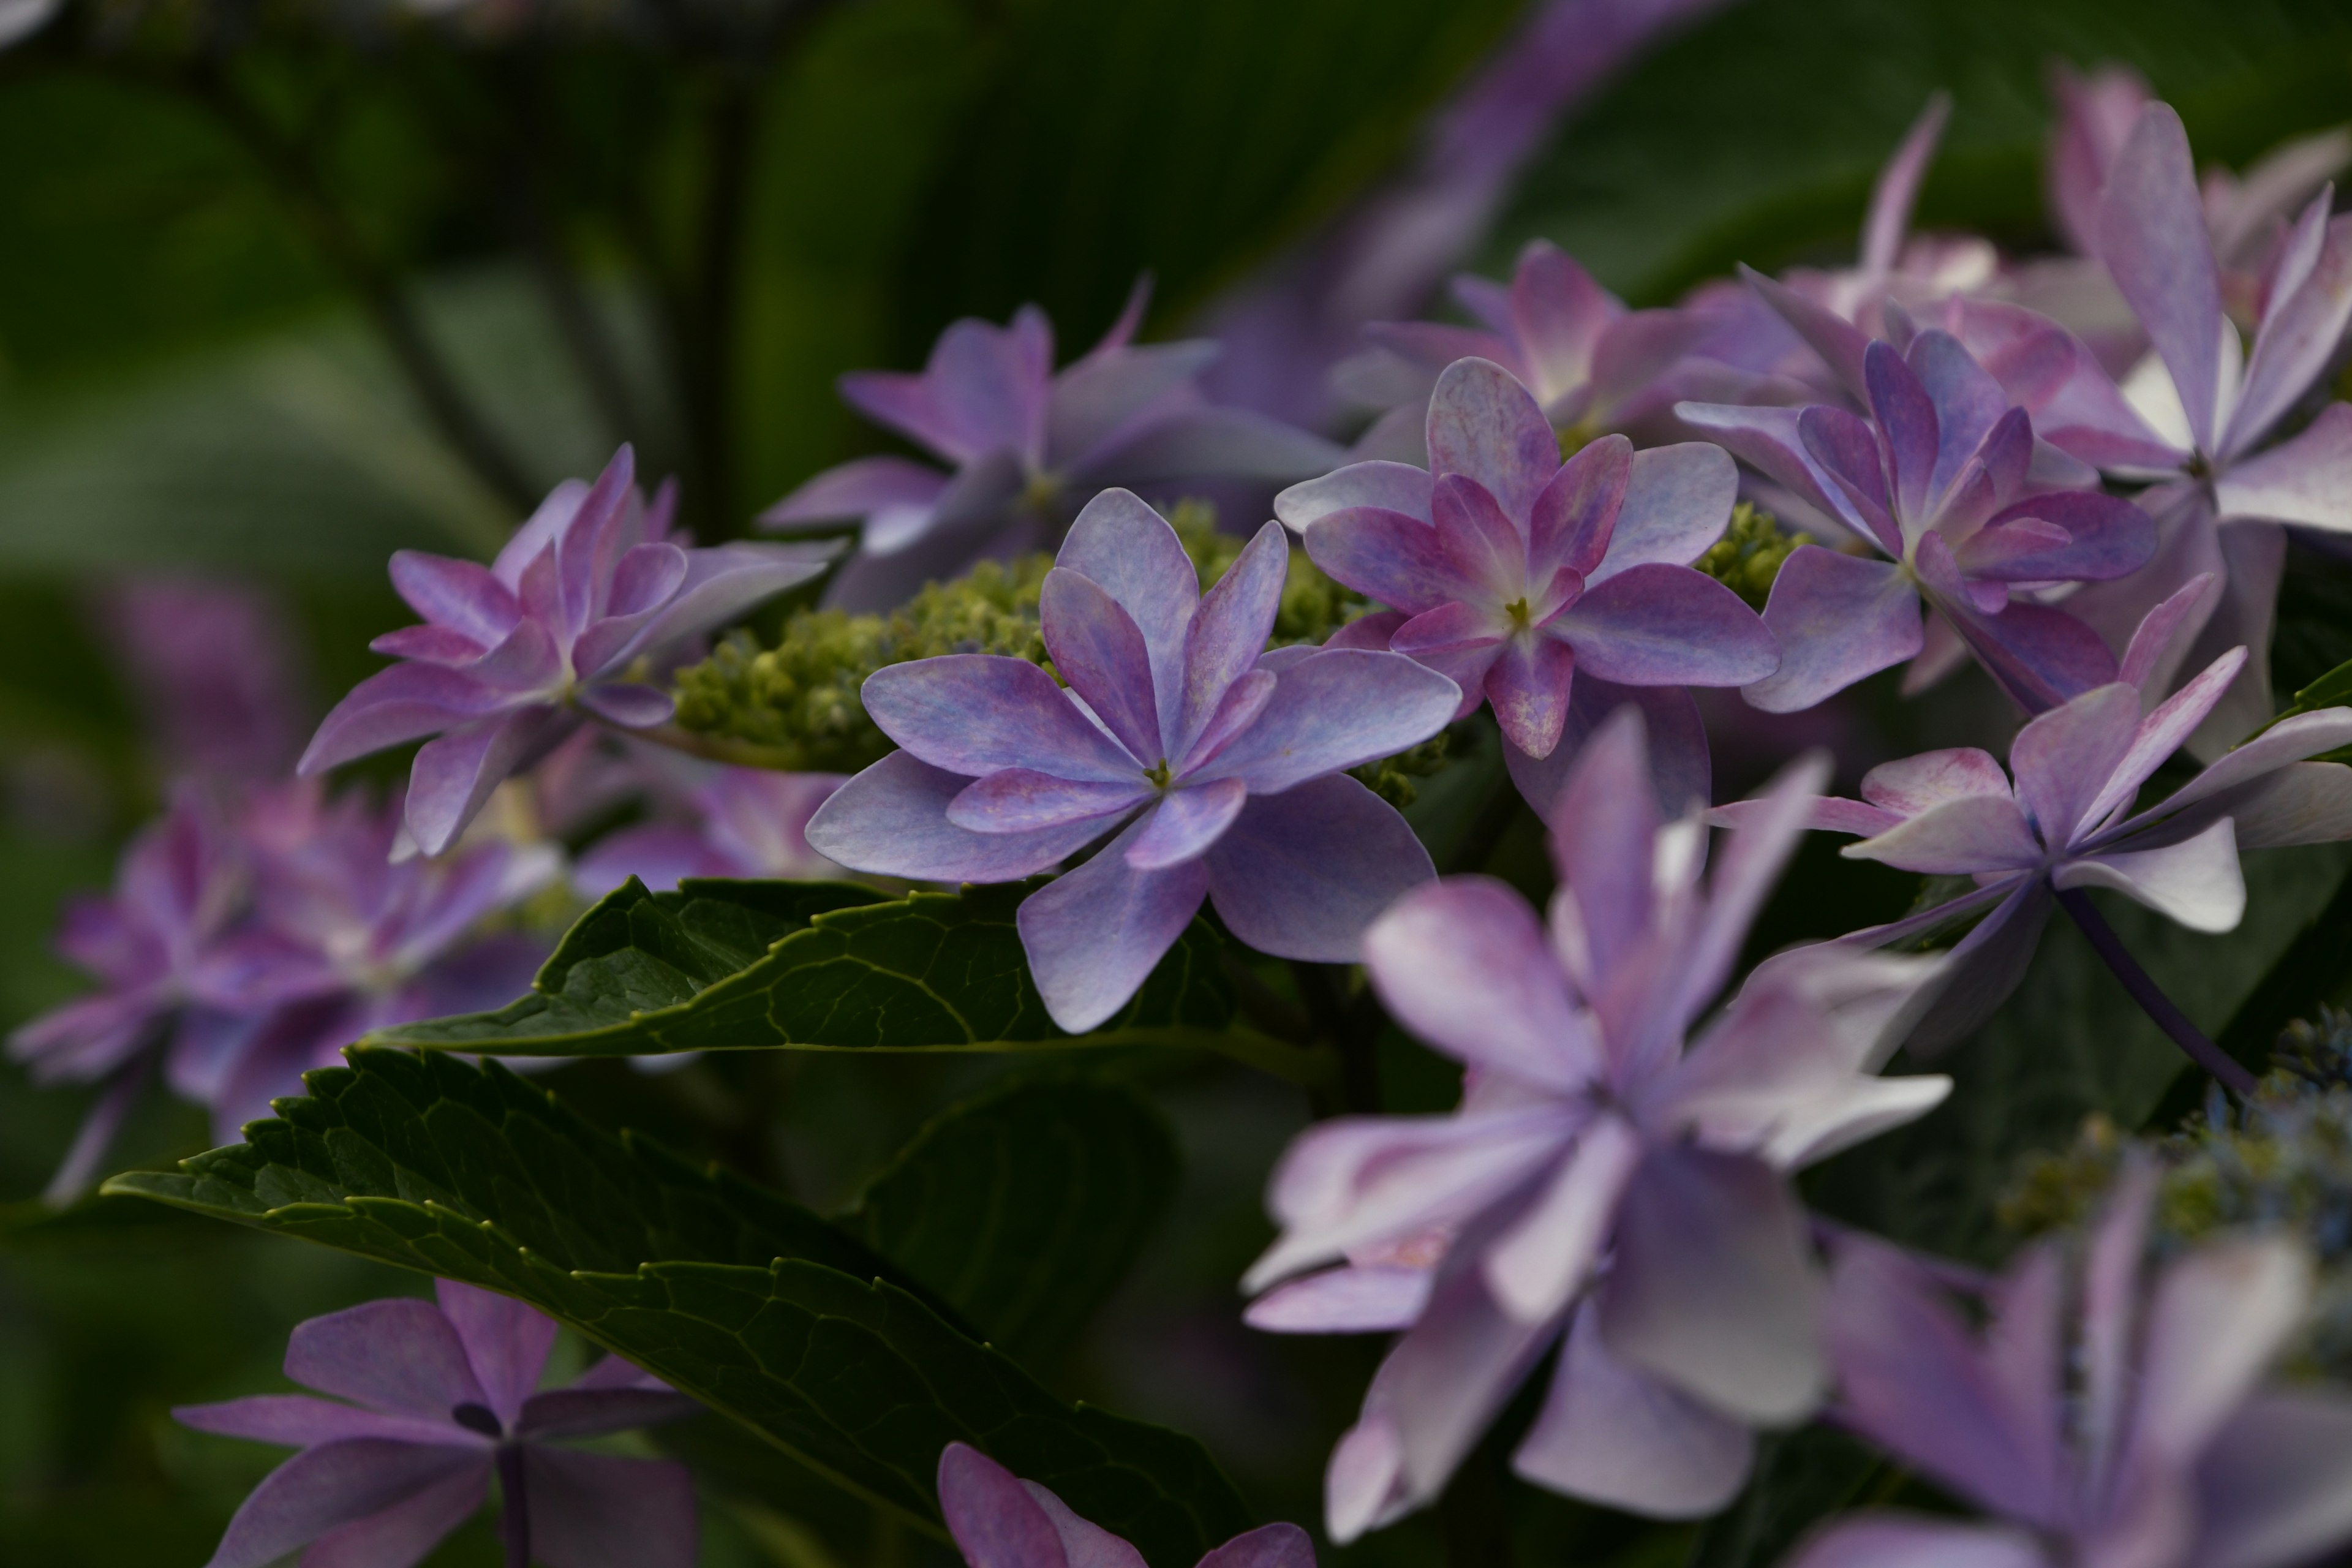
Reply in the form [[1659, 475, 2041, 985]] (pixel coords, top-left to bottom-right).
[[807, 752, 1125, 881], [1670, 743, 1834, 1033], [1190, 649, 1458, 794], [1273, 460, 1435, 533], [1246, 1264, 1434, 1335], [758, 454, 948, 527], [1913, 535, 2117, 712], [1485, 633, 1577, 758], [493, 478, 589, 587], [1178, 521, 1289, 757], [1584, 309, 1713, 423], [1861, 747, 2013, 816], [1744, 548, 1920, 713], [1197, 1523, 1317, 1568], [614, 542, 832, 667], [1512, 1302, 1755, 1519], [2214, 401, 2352, 529], [1908, 332, 2011, 502], [202, 1439, 486, 1568], [1047, 339, 1219, 466], [2128, 1235, 2311, 1474], [938, 1442, 1068, 1568], [370, 625, 491, 665], [1548, 696, 1660, 978], [1844, 794, 2045, 876], [1526, 434, 1633, 584], [298, 1461, 488, 1568], [1023, 1483, 1148, 1568], [1433, 473, 1534, 600], [2081, 647, 2248, 829], [1860, 340, 1940, 520], [175, 1395, 470, 1450], [1203, 775, 1436, 962], [2010, 682, 2140, 847], [1391, 600, 1509, 659], [949, 771, 1154, 835], [2098, 104, 2225, 452], [1040, 568, 1163, 764], [523, 1447, 698, 1568], [435, 1281, 556, 1429], [1800, 405, 1902, 552], [1362, 875, 1599, 1090], [1556, 563, 1779, 688], [1017, 818, 1207, 1033], [2194, 1392, 2352, 1568], [1304, 506, 1483, 615], [1509, 241, 1618, 393], [2222, 201, 2352, 458], [1177, 668, 1277, 774], [1864, 93, 1950, 272], [388, 552, 519, 646], [1782, 1515, 2052, 1568], [299, 665, 527, 776], [1056, 489, 1201, 719], [2130, 706, 2352, 827], [1597, 1147, 1825, 1423], [861, 656, 1140, 782], [2203, 760, 2352, 851], [1483, 1113, 1642, 1323], [285, 1297, 489, 1420], [1085, 405, 1344, 486], [1426, 356, 1558, 521], [2056, 818, 2245, 933], [1125, 778, 1248, 871], [1741, 265, 1870, 401], [1962, 491, 2155, 582], [1875, 880, 2052, 1058], [1507, 678, 1710, 823], [576, 683, 674, 730], [1673, 403, 1863, 541], [405, 708, 576, 858], [2048, 64, 2150, 254], [1590, 442, 1738, 580]]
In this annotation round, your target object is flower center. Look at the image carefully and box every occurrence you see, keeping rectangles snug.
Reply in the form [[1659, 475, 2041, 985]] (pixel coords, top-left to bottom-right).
[[1503, 597, 1534, 631], [1020, 469, 1063, 512], [1143, 759, 1175, 791]]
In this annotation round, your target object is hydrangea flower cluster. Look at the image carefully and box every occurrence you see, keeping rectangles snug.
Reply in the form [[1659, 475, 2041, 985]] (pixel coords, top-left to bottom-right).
[[39, 57, 2352, 1568]]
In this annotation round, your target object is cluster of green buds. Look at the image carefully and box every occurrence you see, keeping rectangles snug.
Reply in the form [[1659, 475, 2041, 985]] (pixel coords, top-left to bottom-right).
[[1694, 502, 1810, 611]]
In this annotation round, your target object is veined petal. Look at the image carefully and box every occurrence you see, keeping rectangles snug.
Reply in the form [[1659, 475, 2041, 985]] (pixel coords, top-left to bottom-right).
[[1801, 405, 1902, 551], [2080, 648, 2248, 832], [1486, 635, 1578, 758], [1057, 489, 1200, 719], [1506, 678, 1709, 824], [1177, 668, 1277, 774], [806, 753, 1123, 881], [1434, 473, 1534, 598], [1427, 357, 1559, 522], [1512, 1303, 1755, 1520], [1189, 649, 1458, 794], [1362, 876, 1599, 1090], [1528, 434, 1634, 583], [1909, 333, 2011, 504], [1177, 521, 1288, 758], [2055, 817, 2245, 932], [862, 656, 1140, 783], [948, 771, 1153, 835], [1040, 568, 1163, 764], [388, 552, 519, 645], [1305, 507, 1483, 615], [1590, 442, 1737, 581], [1125, 778, 1247, 870], [1844, 794, 2042, 875], [1864, 340, 1941, 520], [2009, 682, 2147, 845], [1555, 563, 1779, 688], [1016, 815, 1208, 1033], [1743, 548, 1921, 714], [1860, 747, 2013, 816], [2098, 104, 2225, 452], [1204, 775, 1436, 962]]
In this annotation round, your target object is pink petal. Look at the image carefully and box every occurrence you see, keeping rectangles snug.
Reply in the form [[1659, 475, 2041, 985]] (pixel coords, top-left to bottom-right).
[[1485, 633, 1578, 758], [1017, 816, 1208, 1033], [1362, 876, 1598, 1090], [1512, 1302, 1755, 1519], [1305, 507, 1483, 616], [1744, 548, 1921, 714], [1202, 775, 1436, 962], [2098, 104, 2226, 452], [938, 1443, 1068, 1568], [1427, 356, 1558, 521], [1526, 434, 1634, 584]]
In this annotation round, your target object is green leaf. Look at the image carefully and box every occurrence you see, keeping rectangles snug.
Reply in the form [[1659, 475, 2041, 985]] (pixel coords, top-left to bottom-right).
[[102, 1048, 1252, 1567], [840, 1076, 1178, 1369], [368, 876, 1242, 1058], [1502, 0, 2352, 306]]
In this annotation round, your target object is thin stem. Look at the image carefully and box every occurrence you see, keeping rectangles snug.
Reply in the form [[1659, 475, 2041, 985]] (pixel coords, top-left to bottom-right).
[[185, 69, 543, 516], [496, 1443, 530, 1568], [2057, 888, 2258, 1095]]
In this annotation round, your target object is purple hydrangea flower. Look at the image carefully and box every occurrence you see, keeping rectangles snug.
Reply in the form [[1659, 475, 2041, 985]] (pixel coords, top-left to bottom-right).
[[97, 576, 311, 782], [1679, 325, 2154, 714], [573, 767, 847, 895], [1330, 240, 1713, 456], [937, 1442, 1313, 1568], [176, 782, 558, 1137], [1785, 1159, 2352, 1568], [1242, 710, 1950, 1537], [301, 445, 832, 856], [7, 788, 317, 1197], [760, 286, 1341, 610], [804, 488, 1460, 1033], [177, 1280, 699, 1568], [1713, 588, 2352, 1055], [1277, 356, 1777, 813], [1952, 102, 2352, 746]]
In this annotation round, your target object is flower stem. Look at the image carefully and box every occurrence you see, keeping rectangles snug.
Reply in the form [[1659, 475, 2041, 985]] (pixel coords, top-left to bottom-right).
[[497, 1444, 531, 1568], [2056, 889, 2257, 1095]]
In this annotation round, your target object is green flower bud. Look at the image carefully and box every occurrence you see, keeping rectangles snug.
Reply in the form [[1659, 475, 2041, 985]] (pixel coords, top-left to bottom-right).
[[1695, 502, 1810, 611]]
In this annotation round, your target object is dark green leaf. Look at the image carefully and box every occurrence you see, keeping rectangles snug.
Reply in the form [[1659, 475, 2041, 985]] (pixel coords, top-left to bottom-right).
[[840, 1076, 1178, 1369], [102, 1048, 1251, 1566], [368, 876, 1241, 1058]]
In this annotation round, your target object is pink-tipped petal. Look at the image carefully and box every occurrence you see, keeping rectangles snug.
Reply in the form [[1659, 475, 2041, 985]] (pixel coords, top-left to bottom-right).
[[1426, 357, 1559, 522]]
